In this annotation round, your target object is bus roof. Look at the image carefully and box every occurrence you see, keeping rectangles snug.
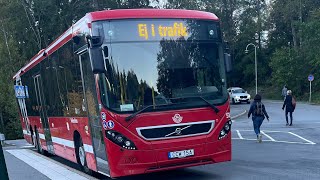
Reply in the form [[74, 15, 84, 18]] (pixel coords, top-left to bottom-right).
[[88, 9, 219, 21], [13, 9, 219, 79]]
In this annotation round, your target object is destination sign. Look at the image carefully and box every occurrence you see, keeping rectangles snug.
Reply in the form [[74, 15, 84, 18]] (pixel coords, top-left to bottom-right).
[[100, 19, 220, 42], [138, 22, 188, 40]]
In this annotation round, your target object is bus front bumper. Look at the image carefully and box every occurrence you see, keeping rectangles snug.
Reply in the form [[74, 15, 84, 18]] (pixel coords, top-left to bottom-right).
[[109, 140, 231, 178]]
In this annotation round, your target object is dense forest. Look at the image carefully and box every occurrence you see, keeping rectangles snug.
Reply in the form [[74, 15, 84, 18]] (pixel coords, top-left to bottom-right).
[[1, 0, 320, 139]]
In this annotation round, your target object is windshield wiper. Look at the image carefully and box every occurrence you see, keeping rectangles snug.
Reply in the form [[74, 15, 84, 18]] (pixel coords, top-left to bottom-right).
[[125, 97, 219, 121], [196, 96, 220, 113], [171, 96, 220, 114], [125, 105, 155, 121], [125, 103, 186, 122]]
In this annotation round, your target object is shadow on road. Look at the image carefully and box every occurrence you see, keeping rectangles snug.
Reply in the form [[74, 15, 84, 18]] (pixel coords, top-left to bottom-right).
[[98, 168, 221, 180]]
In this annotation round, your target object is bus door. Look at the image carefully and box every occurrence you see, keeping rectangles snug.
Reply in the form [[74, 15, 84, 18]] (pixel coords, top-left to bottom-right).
[[33, 74, 54, 154], [79, 51, 110, 175]]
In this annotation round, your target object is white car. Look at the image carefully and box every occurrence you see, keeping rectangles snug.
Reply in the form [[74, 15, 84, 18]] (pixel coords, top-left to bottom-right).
[[228, 87, 251, 104]]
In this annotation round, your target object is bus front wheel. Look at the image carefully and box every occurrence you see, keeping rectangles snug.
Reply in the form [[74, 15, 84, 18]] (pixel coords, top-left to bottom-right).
[[75, 136, 92, 175]]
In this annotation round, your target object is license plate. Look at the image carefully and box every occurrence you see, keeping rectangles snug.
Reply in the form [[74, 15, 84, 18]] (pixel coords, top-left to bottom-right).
[[168, 149, 194, 159]]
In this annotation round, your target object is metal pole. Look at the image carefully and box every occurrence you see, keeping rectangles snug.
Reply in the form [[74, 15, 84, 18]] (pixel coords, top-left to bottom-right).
[[309, 81, 312, 103], [255, 46, 258, 95], [0, 142, 9, 180], [245, 43, 258, 95]]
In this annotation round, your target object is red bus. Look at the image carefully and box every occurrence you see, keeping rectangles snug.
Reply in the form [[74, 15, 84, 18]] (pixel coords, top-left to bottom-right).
[[13, 9, 232, 178]]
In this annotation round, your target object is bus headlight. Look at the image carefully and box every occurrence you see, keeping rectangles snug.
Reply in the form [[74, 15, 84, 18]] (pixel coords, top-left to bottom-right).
[[106, 130, 137, 150], [218, 120, 232, 140]]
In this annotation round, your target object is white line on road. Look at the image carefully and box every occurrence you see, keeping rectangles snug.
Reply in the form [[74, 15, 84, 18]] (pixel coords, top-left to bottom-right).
[[261, 131, 276, 141], [235, 130, 284, 133], [21, 145, 35, 148], [236, 130, 244, 139], [232, 138, 315, 145], [288, 132, 316, 145], [6, 149, 90, 180]]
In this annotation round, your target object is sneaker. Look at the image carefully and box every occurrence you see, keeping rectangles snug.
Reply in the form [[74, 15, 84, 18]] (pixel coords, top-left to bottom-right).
[[289, 124, 292, 126], [256, 135, 259, 143], [286, 123, 289, 126], [259, 134, 262, 143]]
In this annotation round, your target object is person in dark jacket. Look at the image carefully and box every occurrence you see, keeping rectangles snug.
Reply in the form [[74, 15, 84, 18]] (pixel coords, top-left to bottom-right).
[[248, 94, 269, 143], [282, 90, 295, 126], [248, 94, 270, 143]]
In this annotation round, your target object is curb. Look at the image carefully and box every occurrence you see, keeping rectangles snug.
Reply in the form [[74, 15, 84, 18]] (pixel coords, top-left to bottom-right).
[[231, 110, 247, 120]]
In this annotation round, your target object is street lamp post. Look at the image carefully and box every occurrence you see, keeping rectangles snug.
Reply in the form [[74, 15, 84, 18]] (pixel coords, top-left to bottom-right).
[[245, 43, 258, 95]]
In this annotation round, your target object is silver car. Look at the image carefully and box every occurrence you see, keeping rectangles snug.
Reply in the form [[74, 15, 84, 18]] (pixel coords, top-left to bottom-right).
[[228, 87, 251, 104]]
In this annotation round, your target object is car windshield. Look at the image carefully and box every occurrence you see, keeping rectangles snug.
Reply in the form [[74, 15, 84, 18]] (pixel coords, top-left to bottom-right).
[[233, 89, 245, 94], [96, 19, 228, 113]]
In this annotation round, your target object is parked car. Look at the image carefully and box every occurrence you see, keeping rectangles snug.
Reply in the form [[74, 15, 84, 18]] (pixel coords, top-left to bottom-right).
[[227, 87, 251, 104]]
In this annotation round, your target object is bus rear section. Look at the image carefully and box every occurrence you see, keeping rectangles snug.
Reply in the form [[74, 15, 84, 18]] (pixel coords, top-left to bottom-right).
[[93, 16, 232, 177]]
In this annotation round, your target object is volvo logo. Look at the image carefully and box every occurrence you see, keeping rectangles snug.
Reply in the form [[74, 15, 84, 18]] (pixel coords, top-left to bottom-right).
[[165, 125, 191, 137], [174, 128, 182, 135], [172, 114, 183, 123]]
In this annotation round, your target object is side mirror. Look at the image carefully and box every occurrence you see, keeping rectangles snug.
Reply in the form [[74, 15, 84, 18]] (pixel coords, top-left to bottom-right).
[[224, 53, 232, 73], [89, 47, 105, 74]]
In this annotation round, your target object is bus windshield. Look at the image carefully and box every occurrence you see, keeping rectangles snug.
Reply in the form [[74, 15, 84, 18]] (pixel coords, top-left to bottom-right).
[[96, 19, 228, 113]]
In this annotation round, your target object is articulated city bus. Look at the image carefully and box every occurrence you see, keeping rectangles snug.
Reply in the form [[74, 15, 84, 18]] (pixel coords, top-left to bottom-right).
[[13, 9, 232, 178]]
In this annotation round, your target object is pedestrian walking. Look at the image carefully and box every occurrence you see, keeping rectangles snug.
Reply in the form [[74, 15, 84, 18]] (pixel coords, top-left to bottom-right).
[[248, 94, 270, 143], [282, 85, 288, 100], [282, 90, 295, 126]]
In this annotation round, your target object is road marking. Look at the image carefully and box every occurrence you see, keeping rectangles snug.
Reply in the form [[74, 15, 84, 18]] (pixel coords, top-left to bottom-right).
[[232, 138, 315, 145], [288, 132, 316, 145], [6, 149, 89, 180], [236, 130, 244, 139], [261, 131, 276, 141], [233, 130, 316, 145], [21, 145, 35, 148]]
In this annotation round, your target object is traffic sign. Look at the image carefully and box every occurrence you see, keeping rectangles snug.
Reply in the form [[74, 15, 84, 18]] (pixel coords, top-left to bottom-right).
[[14, 85, 26, 98], [308, 74, 314, 82]]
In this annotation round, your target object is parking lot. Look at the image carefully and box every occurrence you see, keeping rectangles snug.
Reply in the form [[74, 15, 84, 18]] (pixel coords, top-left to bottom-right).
[[233, 129, 316, 145]]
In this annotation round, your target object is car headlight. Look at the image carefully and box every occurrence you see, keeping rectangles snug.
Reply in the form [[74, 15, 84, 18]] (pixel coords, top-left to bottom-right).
[[248, 95, 251, 99], [235, 96, 240, 99]]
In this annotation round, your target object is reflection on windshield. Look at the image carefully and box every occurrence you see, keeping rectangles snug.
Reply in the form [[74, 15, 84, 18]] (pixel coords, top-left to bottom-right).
[[233, 89, 245, 94], [99, 39, 227, 113]]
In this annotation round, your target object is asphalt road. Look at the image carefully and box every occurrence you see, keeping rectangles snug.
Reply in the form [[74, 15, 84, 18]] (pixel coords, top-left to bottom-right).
[[3, 100, 320, 180]]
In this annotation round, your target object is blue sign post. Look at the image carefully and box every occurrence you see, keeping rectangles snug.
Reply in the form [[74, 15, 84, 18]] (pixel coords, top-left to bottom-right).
[[308, 75, 314, 103], [308, 75, 314, 82]]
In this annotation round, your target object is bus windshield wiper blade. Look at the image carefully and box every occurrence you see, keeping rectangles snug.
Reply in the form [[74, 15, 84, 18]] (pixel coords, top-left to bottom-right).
[[172, 96, 220, 113], [125, 103, 183, 121], [125, 102, 189, 121], [196, 96, 220, 113], [125, 105, 155, 121]]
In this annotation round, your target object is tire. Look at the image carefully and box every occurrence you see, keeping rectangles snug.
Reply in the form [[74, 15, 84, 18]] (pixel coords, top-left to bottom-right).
[[75, 138, 92, 175], [247, 100, 250, 104], [232, 98, 236, 104]]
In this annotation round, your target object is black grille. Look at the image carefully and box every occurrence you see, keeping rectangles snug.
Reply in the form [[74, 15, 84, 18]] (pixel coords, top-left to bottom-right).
[[138, 122, 213, 140], [240, 96, 247, 98]]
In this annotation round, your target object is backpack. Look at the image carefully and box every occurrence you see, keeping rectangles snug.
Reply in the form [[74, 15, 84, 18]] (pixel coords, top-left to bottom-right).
[[254, 102, 264, 116], [292, 96, 296, 108]]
